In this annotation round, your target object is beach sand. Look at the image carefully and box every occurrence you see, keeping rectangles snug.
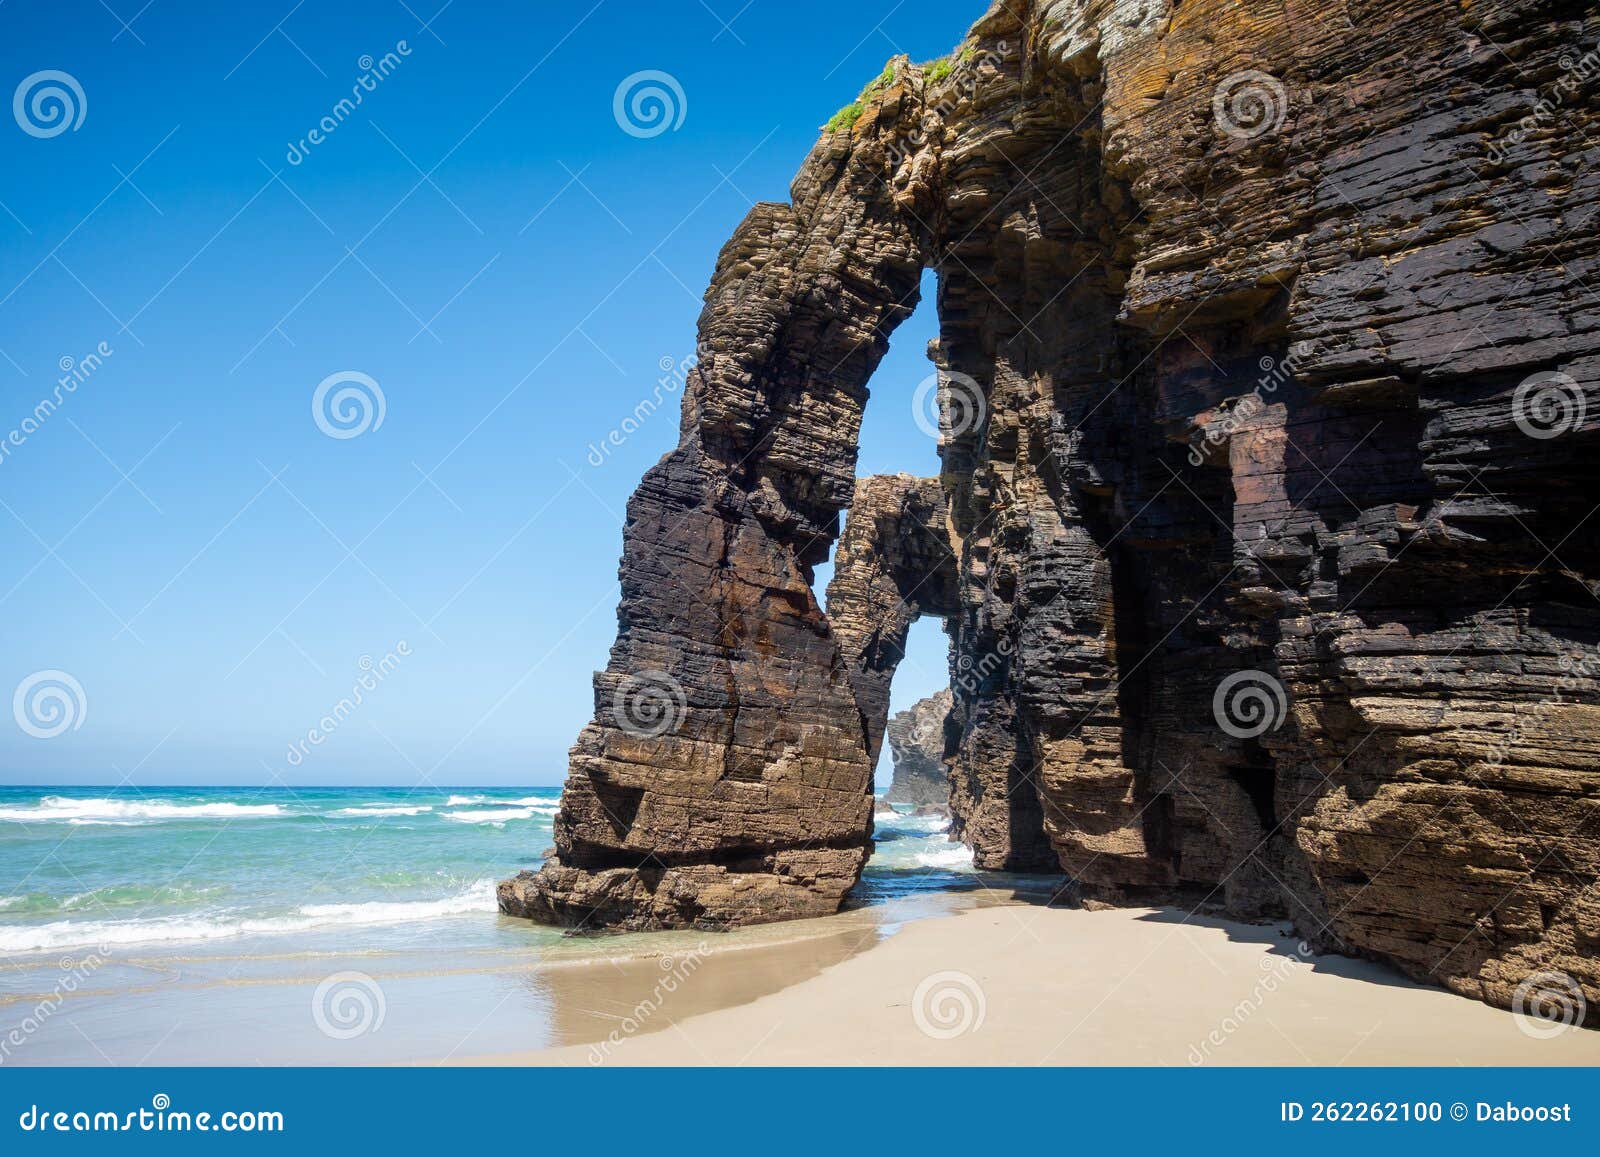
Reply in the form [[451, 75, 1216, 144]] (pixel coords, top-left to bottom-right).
[[461, 904, 1600, 1066]]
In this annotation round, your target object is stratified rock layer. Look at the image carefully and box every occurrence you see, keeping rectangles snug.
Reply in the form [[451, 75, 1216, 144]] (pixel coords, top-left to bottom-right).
[[825, 474, 959, 766], [507, 0, 1600, 1019], [885, 689, 955, 809]]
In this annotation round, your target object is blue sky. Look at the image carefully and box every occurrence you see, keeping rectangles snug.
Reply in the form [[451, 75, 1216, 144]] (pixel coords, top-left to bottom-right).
[[0, 0, 972, 786]]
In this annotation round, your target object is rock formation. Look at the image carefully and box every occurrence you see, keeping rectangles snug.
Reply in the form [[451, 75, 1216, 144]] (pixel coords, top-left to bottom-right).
[[825, 474, 960, 767], [885, 689, 955, 810], [505, 0, 1600, 1020]]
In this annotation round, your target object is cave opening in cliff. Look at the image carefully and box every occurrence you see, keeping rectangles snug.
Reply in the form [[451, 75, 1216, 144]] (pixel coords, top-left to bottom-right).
[[806, 263, 978, 873], [812, 260, 955, 779]]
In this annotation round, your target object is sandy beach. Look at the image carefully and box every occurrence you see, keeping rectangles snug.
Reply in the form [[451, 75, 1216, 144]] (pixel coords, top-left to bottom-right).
[[5, 788, 1596, 1067], [466, 905, 1600, 1066]]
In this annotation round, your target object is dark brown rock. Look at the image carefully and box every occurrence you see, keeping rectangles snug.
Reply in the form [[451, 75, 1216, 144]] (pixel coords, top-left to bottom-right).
[[507, 0, 1600, 1021], [825, 474, 960, 766]]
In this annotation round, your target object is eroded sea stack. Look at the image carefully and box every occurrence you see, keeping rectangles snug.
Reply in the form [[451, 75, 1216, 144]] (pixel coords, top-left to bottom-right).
[[885, 690, 955, 810], [501, 0, 1600, 1019]]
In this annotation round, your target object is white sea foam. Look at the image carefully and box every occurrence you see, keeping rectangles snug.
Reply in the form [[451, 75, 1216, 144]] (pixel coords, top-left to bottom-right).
[[441, 807, 540, 826], [331, 805, 433, 818], [442, 794, 556, 810], [0, 881, 498, 953], [0, 796, 287, 824], [915, 845, 975, 869], [297, 883, 495, 924]]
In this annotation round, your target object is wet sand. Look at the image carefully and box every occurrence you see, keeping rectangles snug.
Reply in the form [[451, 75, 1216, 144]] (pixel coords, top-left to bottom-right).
[[463, 905, 1600, 1066], [1, 892, 987, 1065]]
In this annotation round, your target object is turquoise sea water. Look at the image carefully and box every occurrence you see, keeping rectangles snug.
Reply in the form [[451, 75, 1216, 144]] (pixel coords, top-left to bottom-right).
[[0, 785, 975, 956], [0, 786, 1045, 1063]]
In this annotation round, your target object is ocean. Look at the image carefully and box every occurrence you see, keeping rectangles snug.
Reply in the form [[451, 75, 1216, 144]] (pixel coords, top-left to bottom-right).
[[0, 785, 1011, 1064]]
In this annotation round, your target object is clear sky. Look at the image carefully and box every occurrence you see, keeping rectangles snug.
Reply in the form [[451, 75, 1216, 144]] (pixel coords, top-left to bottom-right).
[[0, 0, 973, 786]]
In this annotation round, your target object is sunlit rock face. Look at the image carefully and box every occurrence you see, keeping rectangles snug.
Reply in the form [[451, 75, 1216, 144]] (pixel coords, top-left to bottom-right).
[[885, 689, 955, 810], [504, 0, 1600, 1021]]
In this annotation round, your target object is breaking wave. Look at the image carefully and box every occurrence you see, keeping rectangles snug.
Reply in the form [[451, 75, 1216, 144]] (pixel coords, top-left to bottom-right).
[[0, 797, 288, 824]]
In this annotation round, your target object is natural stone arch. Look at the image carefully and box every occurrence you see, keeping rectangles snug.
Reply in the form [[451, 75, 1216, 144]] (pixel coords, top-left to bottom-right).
[[499, 90, 940, 930], [504, 0, 1600, 1024], [825, 473, 961, 766]]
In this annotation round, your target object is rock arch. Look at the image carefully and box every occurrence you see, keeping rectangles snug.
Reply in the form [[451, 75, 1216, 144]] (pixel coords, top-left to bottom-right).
[[825, 474, 960, 767], [505, 0, 1600, 1020], [499, 92, 939, 930]]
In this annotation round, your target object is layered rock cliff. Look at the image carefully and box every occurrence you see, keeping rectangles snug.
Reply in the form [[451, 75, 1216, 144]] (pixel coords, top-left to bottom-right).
[[503, 0, 1600, 1020], [885, 689, 956, 809]]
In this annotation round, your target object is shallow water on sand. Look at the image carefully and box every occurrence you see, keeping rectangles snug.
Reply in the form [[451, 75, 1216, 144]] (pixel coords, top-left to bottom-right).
[[0, 787, 1059, 1064]]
